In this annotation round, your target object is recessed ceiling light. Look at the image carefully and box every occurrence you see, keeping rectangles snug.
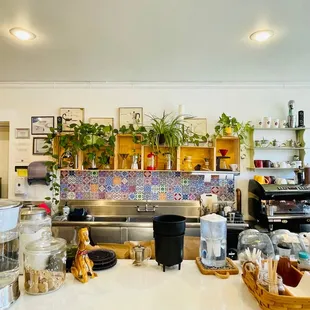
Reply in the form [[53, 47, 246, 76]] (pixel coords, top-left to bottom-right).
[[9, 27, 36, 41], [250, 30, 274, 42]]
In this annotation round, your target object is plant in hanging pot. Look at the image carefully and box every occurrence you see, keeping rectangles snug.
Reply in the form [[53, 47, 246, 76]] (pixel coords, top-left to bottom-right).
[[147, 112, 184, 152], [214, 113, 253, 145]]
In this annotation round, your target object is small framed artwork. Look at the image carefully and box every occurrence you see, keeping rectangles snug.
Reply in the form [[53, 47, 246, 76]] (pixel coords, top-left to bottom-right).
[[89, 117, 114, 128], [60, 108, 85, 132], [184, 118, 207, 136], [33, 137, 47, 155], [119, 107, 143, 128], [15, 128, 30, 139], [31, 116, 55, 135]]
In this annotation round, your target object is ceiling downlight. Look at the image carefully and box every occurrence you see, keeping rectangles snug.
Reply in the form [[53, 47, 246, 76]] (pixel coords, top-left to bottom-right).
[[9, 28, 36, 41], [250, 30, 274, 42]]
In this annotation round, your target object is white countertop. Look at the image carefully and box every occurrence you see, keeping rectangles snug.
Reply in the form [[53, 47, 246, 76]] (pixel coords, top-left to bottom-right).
[[11, 260, 259, 310]]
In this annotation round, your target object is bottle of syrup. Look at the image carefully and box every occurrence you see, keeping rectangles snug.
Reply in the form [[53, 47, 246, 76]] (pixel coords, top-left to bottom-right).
[[277, 243, 302, 287]]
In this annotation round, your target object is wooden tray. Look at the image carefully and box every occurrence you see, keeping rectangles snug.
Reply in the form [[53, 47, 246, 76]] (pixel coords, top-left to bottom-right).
[[195, 257, 239, 279], [97, 243, 130, 259]]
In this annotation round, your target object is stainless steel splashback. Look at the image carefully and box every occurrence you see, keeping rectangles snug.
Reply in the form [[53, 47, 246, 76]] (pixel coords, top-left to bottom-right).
[[60, 200, 200, 218]]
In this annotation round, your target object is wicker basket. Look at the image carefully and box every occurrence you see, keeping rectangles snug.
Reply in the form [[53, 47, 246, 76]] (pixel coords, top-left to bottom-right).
[[242, 261, 310, 310]]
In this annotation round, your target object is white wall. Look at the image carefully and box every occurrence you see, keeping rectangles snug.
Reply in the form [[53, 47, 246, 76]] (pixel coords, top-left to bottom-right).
[[0, 126, 9, 198], [1, 83, 310, 219]]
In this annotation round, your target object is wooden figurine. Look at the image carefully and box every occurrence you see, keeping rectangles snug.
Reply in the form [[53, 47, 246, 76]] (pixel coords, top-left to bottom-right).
[[71, 227, 98, 283]]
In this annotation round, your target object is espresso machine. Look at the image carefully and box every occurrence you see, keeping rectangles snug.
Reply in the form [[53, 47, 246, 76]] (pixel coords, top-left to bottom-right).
[[248, 180, 310, 232]]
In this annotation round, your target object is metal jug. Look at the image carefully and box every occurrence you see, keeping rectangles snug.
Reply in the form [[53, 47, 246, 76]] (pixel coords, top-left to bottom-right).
[[131, 245, 151, 266]]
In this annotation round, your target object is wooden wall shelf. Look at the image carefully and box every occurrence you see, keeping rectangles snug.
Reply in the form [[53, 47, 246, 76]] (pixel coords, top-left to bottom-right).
[[54, 135, 241, 173]]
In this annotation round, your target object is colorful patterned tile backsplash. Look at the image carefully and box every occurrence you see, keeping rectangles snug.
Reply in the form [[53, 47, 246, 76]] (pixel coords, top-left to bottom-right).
[[60, 171, 235, 201]]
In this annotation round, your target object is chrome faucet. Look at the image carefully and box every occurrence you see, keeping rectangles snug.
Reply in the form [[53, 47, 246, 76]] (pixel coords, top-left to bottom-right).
[[136, 201, 158, 213]]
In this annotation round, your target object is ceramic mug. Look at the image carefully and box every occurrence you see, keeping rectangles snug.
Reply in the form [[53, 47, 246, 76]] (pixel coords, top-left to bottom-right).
[[275, 178, 287, 185], [254, 160, 263, 168], [272, 140, 281, 147], [272, 119, 279, 128], [269, 176, 276, 184], [263, 160, 273, 168], [280, 120, 287, 128], [255, 140, 261, 147], [229, 164, 238, 171], [264, 176, 272, 184], [291, 161, 297, 168], [257, 119, 263, 128], [280, 161, 288, 168], [254, 175, 268, 184], [261, 139, 270, 147], [263, 117, 271, 128]]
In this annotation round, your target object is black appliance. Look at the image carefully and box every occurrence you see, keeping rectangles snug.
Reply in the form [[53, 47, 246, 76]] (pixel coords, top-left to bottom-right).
[[248, 180, 310, 232], [153, 215, 185, 272], [57, 116, 63, 132], [298, 110, 305, 127]]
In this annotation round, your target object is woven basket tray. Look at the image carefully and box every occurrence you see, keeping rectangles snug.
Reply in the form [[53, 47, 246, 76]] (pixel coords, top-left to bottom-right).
[[242, 261, 310, 310], [195, 257, 239, 279]]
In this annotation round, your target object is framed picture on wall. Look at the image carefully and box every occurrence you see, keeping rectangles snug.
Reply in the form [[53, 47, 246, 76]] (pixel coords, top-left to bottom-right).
[[89, 117, 114, 128], [59, 108, 85, 132], [33, 137, 47, 155], [119, 107, 143, 128], [183, 118, 207, 136], [15, 128, 30, 139], [31, 116, 55, 135]]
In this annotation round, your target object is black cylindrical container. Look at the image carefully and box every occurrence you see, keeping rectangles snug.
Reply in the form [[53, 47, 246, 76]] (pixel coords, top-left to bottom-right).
[[153, 215, 186, 272], [153, 214, 186, 236]]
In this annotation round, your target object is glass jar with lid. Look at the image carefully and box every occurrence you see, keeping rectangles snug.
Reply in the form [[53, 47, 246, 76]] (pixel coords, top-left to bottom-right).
[[20, 207, 52, 273], [24, 231, 66, 295]]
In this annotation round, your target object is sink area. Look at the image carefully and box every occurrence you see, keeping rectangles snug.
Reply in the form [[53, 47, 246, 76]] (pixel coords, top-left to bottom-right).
[[93, 216, 128, 222], [127, 217, 153, 222], [92, 216, 200, 223]]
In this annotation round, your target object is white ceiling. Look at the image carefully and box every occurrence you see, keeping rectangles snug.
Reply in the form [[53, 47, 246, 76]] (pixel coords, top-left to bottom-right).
[[0, 0, 310, 82]]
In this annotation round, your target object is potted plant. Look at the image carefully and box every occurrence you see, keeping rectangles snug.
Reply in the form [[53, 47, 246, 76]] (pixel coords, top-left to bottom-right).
[[214, 113, 252, 145], [72, 122, 118, 169], [147, 112, 184, 152]]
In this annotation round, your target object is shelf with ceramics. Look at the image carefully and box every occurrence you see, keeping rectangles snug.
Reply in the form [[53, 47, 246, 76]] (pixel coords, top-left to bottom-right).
[[246, 126, 308, 171]]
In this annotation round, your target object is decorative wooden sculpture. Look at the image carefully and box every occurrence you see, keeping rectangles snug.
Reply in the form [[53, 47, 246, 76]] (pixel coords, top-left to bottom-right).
[[71, 227, 98, 283]]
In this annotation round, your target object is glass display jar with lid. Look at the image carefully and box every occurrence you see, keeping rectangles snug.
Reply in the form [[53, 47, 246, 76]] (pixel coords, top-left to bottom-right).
[[20, 206, 52, 273], [24, 231, 66, 295]]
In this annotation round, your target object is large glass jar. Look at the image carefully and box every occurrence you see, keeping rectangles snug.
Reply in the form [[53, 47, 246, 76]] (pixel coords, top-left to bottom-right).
[[0, 201, 22, 290], [20, 207, 52, 273], [237, 229, 275, 265], [24, 231, 66, 295]]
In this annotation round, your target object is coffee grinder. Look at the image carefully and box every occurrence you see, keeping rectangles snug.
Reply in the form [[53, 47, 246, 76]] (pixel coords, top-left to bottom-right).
[[216, 149, 230, 171]]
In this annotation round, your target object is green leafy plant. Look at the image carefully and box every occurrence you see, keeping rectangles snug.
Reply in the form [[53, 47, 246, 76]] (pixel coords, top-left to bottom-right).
[[44, 127, 62, 210], [71, 122, 118, 169], [214, 113, 252, 145], [146, 112, 184, 152]]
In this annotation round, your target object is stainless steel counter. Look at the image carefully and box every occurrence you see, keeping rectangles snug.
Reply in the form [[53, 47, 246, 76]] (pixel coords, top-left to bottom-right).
[[53, 200, 248, 245]]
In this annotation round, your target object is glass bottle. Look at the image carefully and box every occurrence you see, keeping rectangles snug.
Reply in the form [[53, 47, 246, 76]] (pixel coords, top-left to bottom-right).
[[131, 154, 139, 170], [147, 152, 156, 170], [276, 243, 302, 287], [164, 153, 172, 170], [183, 156, 193, 171]]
